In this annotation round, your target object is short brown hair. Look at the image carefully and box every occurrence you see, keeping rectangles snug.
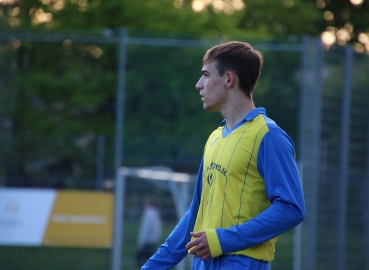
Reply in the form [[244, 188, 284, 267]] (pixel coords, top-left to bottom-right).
[[203, 41, 263, 98]]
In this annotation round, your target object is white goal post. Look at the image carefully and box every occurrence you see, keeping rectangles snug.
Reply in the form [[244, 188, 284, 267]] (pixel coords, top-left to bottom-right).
[[111, 166, 196, 270]]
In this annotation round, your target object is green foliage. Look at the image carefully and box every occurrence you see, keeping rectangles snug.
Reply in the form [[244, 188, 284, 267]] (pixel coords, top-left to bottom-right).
[[1, 0, 322, 37], [237, 0, 321, 36], [1, 0, 368, 43], [0, 39, 118, 187]]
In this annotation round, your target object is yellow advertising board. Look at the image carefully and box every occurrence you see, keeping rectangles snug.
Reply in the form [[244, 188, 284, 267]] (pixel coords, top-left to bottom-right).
[[0, 188, 113, 248]]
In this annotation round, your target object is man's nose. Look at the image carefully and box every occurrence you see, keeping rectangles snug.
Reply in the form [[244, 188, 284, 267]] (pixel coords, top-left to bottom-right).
[[196, 80, 203, 90]]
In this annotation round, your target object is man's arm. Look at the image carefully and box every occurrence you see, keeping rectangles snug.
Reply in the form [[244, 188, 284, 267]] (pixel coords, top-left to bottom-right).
[[210, 126, 306, 256], [141, 160, 203, 269]]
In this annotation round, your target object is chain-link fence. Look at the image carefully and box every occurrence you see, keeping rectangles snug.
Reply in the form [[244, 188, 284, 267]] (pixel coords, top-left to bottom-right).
[[0, 28, 368, 270], [298, 38, 369, 270]]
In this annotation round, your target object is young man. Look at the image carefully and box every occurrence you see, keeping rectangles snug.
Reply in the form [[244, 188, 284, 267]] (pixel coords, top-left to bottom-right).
[[142, 41, 305, 270]]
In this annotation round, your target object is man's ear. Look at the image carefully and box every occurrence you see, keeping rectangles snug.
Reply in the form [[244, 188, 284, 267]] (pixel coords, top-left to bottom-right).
[[225, 71, 236, 88]]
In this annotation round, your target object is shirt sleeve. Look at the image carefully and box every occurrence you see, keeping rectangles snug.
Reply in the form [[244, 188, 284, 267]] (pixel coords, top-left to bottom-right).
[[214, 126, 306, 254], [141, 159, 203, 269]]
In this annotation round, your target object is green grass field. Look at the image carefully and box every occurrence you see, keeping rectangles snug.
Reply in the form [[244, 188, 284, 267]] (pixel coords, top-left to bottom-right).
[[0, 220, 294, 270]]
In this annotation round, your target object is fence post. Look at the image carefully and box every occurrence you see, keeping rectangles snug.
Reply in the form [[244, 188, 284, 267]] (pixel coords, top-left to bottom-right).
[[96, 134, 105, 190], [336, 45, 353, 270], [112, 27, 128, 270], [298, 37, 324, 270], [112, 170, 126, 270], [293, 35, 309, 270]]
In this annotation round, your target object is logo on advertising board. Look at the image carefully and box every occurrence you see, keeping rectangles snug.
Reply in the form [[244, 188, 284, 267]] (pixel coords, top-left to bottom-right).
[[0, 188, 56, 246], [0, 199, 22, 231]]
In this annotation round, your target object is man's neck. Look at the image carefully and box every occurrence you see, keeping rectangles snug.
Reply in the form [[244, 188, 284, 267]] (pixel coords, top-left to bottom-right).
[[222, 101, 255, 130]]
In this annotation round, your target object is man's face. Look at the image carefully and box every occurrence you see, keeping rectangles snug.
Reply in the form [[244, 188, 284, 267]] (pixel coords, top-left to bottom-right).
[[195, 61, 228, 112]]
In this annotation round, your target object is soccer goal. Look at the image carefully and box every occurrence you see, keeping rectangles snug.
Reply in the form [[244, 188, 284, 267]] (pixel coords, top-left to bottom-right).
[[111, 166, 196, 270]]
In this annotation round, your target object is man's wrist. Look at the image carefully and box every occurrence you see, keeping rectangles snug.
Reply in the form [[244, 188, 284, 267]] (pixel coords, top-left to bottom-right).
[[205, 229, 222, 258]]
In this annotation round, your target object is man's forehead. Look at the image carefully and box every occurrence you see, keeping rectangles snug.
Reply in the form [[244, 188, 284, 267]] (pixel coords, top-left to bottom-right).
[[201, 61, 217, 72]]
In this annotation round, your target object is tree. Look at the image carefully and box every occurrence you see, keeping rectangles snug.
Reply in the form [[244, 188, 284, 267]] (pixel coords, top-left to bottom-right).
[[5, 0, 368, 50], [1, 0, 321, 37], [315, 0, 369, 51]]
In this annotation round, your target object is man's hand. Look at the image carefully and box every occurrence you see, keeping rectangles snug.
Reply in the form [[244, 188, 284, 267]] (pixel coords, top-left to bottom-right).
[[185, 231, 212, 261]]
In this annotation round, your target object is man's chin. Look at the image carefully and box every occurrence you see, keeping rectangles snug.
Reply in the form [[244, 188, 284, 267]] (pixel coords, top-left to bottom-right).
[[203, 105, 216, 112]]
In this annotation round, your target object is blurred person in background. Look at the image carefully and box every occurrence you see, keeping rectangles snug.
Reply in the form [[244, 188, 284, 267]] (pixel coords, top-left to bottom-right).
[[141, 41, 305, 270], [136, 196, 162, 269]]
